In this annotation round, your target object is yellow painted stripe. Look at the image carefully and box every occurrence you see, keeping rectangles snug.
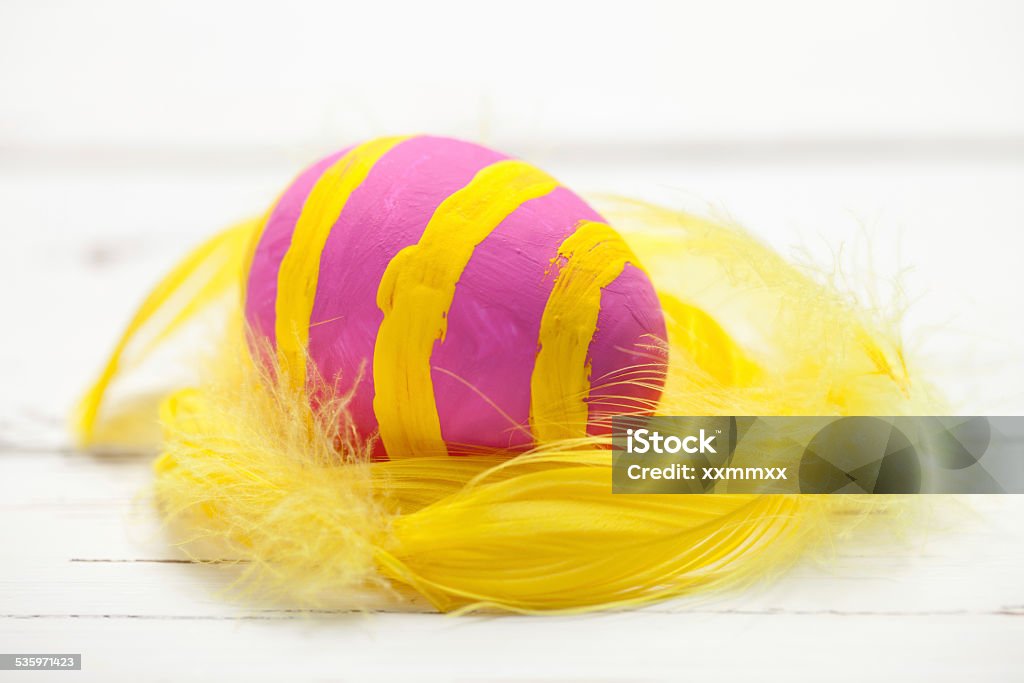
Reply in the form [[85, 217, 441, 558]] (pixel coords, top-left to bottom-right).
[[373, 159, 558, 458], [274, 136, 410, 393], [530, 221, 637, 442]]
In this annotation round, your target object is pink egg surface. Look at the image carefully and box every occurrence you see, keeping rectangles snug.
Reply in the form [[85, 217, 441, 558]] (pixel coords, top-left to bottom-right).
[[244, 136, 666, 458]]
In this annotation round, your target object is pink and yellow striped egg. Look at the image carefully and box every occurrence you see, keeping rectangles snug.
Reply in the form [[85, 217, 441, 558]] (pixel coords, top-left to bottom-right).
[[244, 136, 666, 459]]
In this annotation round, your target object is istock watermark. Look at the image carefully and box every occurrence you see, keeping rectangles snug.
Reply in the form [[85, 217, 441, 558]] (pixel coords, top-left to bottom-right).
[[625, 427, 718, 455], [612, 416, 1024, 494]]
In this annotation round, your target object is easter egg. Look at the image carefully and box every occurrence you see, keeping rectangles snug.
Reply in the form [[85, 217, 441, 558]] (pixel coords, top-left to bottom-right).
[[244, 136, 666, 458]]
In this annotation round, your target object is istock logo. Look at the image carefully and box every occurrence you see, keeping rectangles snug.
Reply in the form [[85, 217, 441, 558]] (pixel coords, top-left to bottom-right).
[[625, 428, 717, 455]]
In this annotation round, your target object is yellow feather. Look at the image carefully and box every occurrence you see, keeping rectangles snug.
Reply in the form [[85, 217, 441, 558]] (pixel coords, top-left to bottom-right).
[[75, 200, 940, 613]]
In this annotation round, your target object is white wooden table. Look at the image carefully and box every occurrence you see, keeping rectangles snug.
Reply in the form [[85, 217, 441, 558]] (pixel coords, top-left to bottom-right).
[[1, 154, 1023, 681]]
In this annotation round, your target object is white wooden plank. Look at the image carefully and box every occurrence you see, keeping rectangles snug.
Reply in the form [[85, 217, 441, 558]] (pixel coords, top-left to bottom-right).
[[1, 612, 1021, 682], [3, 0, 1024, 149]]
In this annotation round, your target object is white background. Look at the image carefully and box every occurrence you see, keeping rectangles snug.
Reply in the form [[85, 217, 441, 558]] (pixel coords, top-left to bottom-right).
[[1, 1, 1023, 680]]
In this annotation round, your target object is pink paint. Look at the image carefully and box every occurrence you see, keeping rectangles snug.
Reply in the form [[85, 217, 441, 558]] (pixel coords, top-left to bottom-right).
[[430, 187, 604, 451], [306, 137, 507, 443], [585, 264, 668, 434], [244, 135, 667, 456]]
